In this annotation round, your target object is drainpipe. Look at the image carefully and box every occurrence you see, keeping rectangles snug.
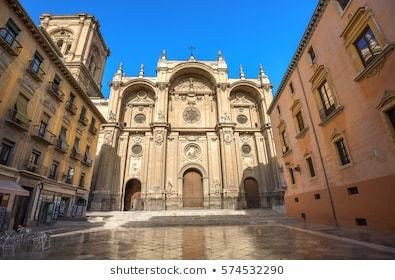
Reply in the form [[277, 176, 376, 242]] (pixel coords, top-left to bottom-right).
[[295, 65, 338, 226]]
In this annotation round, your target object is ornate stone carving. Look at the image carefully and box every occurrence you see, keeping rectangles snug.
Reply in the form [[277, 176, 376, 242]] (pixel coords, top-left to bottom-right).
[[154, 130, 164, 145], [173, 77, 212, 94], [184, 143, 201, 160], [134, 113, 146, 123], [133, 136, 144, 143], [220, 112, 231, 122], [242, 144, 252, 155], [183, 106, 201, 123], [223, 130, 233, 144], [131, 144, 143, 157], [237, 114, 248, 124], [158, 111, 165, 121], [103, 130, 113, 145]]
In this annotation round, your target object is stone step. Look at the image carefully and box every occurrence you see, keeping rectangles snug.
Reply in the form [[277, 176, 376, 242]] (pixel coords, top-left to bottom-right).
[[86, 209, 290, 226]]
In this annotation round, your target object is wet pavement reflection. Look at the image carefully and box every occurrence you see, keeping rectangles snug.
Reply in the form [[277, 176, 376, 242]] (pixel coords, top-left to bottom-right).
[[7, 224, 395, 260]]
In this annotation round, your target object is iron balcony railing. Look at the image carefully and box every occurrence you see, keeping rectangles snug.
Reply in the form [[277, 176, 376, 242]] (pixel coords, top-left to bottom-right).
[[82, 156, 92, 167], [46, 82, 65, 102], [47, 169, 59, 181], [318, 105, 337, 121], [78, 115, 88, 126], [31, 125, 56, 145], [26, 60, 46, 81], [89, 125, 98, 135], [0, 28, 22, 56], [5, 109, 30, 131], [65, 101, 78, 115], [55, 139, 69, 153], [70, 147, 82, 161], [23, 158, 44, 175]]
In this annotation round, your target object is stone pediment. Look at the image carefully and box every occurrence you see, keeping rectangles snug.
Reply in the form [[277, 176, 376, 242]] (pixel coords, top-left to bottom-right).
[[230, 92, 255, 106], [127, 91, 155, 105]]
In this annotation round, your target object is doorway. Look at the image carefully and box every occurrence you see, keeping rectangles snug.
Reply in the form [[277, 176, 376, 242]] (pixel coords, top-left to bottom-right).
[[183, 169, 203, 207], [244, 178, 261, 209], [123, 179, 142, 211]]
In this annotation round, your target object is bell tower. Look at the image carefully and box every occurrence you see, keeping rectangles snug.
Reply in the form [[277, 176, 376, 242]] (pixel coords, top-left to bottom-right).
[[40, 13, 110, 97]]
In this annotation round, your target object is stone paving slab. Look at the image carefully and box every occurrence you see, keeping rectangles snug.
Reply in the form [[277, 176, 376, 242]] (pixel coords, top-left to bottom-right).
[[1, 210, 394, 260]]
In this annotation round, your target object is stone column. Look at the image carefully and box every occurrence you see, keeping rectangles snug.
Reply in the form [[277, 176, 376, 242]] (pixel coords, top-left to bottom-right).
[[145, 123, 168, 210], [217, 122, 239, 209]]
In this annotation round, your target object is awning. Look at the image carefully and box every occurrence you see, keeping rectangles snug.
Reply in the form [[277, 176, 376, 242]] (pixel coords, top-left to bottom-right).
[[0, 180, 30, 196]]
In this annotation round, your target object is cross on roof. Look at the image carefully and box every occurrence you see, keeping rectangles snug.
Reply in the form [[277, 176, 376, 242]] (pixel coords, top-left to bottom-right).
[[188, 46, 196, 58]]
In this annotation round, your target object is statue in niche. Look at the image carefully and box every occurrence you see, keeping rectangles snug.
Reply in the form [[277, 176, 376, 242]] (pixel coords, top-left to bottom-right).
[[158, 111, 165, 121], [221, 112, 231, 122]]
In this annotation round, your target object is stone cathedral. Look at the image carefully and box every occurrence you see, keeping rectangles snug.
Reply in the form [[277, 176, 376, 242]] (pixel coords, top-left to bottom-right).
[[90, 51, 284, 211]]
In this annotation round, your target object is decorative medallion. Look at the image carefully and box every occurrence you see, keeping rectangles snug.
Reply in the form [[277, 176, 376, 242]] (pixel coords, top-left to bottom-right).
[[223, 130, 233, 144], [184, 143, 201, 160], [242, 144, 252, 155], [134, 113, 146, 123], [183, 106, 201, 124], [131, 144, 143, 156], [133, 136, 143, 143], [237, 114, 248, 124], [154, 130, 164, 145]]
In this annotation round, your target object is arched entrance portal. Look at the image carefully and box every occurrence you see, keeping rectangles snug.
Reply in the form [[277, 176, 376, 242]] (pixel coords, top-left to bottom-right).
[[123, 179, 142, 211], [244, 178, 261, 209], [183, 169, 203, 208]]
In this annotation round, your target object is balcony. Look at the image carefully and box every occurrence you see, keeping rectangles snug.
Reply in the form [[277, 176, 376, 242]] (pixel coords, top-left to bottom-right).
[[55, 139, 69, 154], [26, 60, 45, 82], [65, 175, 74, 185], [31, 125, 56, 145], [78, 115, 88, 126], [0, 28, 22, 56], [23, 159, 44, 175], [47, 170, 59, 181], [82, 156, 93, 167], [5, 109, 30, 131], [46, 82, 65, 102], [318, 105, 344, 126], [65, 101, 78, 115], [89, 125, 98, 135], [70, 148, 82, 161]]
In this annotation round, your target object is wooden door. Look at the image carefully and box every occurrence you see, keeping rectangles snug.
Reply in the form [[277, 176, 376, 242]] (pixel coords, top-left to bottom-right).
[[123, 180, 141, 211], [244, 178, 261, 208], [183, 170, 203, 207]]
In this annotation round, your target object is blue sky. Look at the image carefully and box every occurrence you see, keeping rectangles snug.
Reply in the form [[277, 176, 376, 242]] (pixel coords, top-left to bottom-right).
[[20, 0, 318, 98]]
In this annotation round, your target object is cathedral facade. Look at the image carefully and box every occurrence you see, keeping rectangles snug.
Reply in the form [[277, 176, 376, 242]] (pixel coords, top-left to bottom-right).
[[90, 52, 285, 211]]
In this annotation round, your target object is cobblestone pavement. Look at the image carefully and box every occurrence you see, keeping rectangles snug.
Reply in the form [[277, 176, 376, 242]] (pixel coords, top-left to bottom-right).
[[3, 210, 395, 260]]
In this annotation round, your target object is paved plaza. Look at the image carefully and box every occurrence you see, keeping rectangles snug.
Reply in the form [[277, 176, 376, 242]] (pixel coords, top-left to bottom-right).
[[3, 210, 395, 260]]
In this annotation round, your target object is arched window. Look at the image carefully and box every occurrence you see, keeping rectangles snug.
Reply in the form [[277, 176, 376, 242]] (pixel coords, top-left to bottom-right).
[[56, 39, 64, 49], [51, 30, 73, 56]]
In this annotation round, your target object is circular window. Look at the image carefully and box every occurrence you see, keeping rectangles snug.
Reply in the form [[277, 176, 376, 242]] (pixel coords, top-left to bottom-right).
[[131, 144, 142, 155], [237, 114, 248, 124], [242, 144, 251, 155], [183, 106, 201, 124], [134, 114, 146, 124]]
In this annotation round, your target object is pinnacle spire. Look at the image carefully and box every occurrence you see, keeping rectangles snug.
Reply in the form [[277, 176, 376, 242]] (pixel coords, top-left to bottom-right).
[[138, 64, 144, 78], [240, 64, 246, 79], [217, 50, 223, 61], [161, 49, 167, 60]]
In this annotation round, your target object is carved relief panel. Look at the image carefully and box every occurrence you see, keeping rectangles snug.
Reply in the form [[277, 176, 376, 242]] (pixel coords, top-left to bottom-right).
[[122, 91, 155, 127], [230, 92, 261, 129], [168, 75, 217, 128]]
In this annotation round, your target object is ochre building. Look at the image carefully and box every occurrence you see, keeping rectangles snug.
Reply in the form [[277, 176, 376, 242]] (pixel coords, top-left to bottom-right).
[[268, 0, 395, 231], [90, 53, 285, 211], [0, 0, 109, 229]]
